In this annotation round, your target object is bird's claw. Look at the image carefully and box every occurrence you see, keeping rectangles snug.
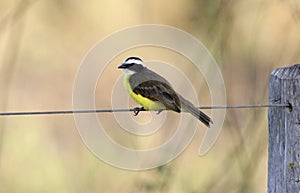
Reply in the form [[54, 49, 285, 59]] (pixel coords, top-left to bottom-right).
[[156, 109, 163, 115], [133, 107, 145, 116]]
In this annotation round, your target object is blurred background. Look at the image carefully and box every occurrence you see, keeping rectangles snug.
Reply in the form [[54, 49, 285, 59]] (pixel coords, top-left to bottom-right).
[[0, 0, 300, 192]]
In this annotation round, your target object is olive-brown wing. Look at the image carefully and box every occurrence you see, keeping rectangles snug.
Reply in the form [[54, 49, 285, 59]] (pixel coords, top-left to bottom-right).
[[132, 80, 181, 113]]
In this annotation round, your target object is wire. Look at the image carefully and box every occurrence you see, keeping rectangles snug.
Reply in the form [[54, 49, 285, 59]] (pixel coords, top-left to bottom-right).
[[0, 103, 289, 116], [198, 103, 289, 109]]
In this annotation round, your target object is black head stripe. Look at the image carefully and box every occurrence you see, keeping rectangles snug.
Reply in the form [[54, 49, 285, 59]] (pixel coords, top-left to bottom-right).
[[125, 57, 142, 62]]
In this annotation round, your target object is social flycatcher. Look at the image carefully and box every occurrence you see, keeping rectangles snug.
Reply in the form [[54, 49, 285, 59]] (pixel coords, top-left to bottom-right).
[[118, 57, 212, 127]]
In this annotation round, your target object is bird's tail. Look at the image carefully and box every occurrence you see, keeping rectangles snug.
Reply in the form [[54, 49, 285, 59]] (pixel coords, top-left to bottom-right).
[[178, 95, 213, 127]]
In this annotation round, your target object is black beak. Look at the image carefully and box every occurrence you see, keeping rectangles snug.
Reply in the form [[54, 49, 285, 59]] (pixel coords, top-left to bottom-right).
[[118, 63, 127, 69], [118, 62, 134, 69]]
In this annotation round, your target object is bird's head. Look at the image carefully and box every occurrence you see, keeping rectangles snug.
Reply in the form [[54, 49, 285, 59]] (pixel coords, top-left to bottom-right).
[[118, 57, 146, 75]]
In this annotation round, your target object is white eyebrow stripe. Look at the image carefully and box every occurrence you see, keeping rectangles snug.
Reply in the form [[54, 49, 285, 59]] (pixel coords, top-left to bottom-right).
[[124, 59, 145, 66]]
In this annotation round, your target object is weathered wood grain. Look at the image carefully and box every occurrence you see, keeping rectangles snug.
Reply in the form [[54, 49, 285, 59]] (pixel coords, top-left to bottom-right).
[[268, 64, 300, 193]]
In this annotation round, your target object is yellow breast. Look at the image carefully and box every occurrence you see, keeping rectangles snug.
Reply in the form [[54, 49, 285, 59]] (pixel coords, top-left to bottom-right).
[[124, 75, 165, 110]]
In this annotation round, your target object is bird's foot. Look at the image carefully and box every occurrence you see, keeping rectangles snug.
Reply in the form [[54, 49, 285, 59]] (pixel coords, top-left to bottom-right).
[[156, 109, 163, 115], [133, 107, 145, 116]]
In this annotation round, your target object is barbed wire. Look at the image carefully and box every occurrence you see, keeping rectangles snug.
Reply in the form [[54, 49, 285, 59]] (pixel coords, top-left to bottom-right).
[[0, 103, 289, 116]]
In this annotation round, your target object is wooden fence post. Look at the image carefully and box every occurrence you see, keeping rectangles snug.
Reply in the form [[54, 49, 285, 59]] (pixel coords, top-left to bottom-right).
[[268, 64, 300, 193]]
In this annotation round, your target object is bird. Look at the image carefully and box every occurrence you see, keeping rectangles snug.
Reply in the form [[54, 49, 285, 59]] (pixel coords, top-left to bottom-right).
[[118, 56, 212, 127]]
